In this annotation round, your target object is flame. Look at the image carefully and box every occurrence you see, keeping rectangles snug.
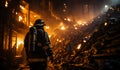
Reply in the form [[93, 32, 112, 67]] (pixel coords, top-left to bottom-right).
[[57, 39, 59, 42], [49, 35, 51, 38], [64, 18, 67, 20], [18, 16, 23, 22], [75, 27, 78, 30], [77, 44, 82, 49], [16, 12, 18, 15], [17, 40, 24, 49], [104, 22, 108, 26], [30, 22, 33, 26], [5, 1, 8, 7], [67, 18, 71, 21], [77, 20, 82, 25], [83, 40, 86, 43], [20, 5, 25, 10], [45, 26, 50, 29], [61, 26, 65, 30]]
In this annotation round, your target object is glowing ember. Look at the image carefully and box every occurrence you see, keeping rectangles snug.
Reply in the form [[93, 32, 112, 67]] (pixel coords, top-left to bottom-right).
[[104, 22, 108, 26], [83, 40, 86, 43], [45, 26, 50, 29], [19, 16, 23, 22], [20, 5, 25, 10], [77, 20, 82, 25], [61, 26, 65, 30], [77, 44, 82, 49], [67, 18, 71, 21], [5, 1, 8, 7]]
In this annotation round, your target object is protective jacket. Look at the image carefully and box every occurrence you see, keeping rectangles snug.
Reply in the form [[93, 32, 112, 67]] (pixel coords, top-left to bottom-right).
[[24, 26, 53, 62]]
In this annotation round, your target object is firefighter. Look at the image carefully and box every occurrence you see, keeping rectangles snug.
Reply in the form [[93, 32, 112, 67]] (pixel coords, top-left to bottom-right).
[[24, 19, 54, 70]]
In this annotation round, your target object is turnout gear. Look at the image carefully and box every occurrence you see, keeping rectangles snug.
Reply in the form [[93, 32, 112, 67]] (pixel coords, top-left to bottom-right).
[[24, 19, 54, 70]]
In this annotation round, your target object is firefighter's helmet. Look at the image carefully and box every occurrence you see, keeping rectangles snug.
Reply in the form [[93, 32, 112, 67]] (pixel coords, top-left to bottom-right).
[[34, 19, 45, 26]]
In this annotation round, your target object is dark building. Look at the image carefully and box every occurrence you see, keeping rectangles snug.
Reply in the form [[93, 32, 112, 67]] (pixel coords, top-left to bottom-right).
[[50, 0, 107, 21], [0, 0, 28, 57]]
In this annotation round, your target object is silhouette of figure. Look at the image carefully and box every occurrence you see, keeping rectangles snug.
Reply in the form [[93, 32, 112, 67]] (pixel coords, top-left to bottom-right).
[[24, 19, 54, 70]]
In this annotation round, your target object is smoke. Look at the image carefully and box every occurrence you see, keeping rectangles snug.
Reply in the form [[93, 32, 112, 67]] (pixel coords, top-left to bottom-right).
[[110, 0, 120, 6]]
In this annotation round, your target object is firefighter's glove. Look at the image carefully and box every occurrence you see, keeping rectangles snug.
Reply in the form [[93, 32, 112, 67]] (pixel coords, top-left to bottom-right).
[[49, 56, 54, 63]]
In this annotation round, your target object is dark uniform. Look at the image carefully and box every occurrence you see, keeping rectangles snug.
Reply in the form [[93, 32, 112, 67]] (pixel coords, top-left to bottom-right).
[[24, 19, 54, 70]]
